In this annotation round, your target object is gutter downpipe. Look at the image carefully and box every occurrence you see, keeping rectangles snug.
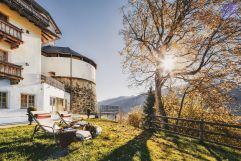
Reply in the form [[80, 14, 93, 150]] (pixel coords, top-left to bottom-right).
[[70, 53, 73, 111]]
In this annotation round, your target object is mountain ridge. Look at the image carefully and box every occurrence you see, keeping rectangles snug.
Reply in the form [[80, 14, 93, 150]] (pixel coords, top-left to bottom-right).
[[98, 88, 241, 115], [99, 94, 147, 113]]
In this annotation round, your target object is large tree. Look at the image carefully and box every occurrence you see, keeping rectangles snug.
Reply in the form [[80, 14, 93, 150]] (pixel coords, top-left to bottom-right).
[[120, 0, 241, 124]]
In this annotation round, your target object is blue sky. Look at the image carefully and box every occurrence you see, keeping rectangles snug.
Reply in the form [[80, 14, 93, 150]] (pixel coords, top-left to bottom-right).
[[37, 0, 144, 101]]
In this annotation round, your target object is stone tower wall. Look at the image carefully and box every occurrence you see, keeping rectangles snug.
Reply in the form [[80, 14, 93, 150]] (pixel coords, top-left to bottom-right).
[[55, 77, 97, 113]]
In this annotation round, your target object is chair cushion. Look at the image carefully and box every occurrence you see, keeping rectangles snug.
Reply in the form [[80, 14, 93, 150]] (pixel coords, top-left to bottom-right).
[[95, 126, 102, 136], [76, 130, 92, 140], [42, 125, 61, 133], [32, 112, 61, 133], [58, 111, 68, 115], [76, 121, 88, 126]]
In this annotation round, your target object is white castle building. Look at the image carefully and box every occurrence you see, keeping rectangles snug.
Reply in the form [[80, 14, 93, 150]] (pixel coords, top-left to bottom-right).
[[0, 0, 97, 124]]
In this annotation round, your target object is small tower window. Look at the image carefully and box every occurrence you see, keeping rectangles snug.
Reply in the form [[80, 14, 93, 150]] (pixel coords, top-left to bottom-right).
[[48, 72, 56, 77], [0, 12, 8, 22]]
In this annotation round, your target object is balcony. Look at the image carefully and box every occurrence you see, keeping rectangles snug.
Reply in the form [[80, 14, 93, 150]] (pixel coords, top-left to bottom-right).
[[0, 61, 23, 84], [0, 20, 23, 49], [41, 75, 65, 91]]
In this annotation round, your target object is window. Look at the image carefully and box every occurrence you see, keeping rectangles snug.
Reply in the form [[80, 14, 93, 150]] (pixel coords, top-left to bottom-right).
[[0, 12, 8, 22], [0, 50, 8, 62], [50, 97, 56, 106], [0, 92, 7, 109], [28, 95, 35, 107], [65, 99, 67, 109], [21, 94, 35, 109]]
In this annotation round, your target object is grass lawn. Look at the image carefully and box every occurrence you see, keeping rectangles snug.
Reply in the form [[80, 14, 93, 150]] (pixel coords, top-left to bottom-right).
[[0, 119, 241, 161]]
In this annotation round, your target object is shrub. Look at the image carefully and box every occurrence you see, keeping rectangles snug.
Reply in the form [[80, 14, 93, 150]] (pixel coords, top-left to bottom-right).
[[162, 90, 241, 148], [116, 112, 128, 124], [127, 107, 143, 128]]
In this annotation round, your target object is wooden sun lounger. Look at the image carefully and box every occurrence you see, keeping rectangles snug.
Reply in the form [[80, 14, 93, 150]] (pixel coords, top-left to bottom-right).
[[30, 111, 61, 143], [57, 111, 73, 127]]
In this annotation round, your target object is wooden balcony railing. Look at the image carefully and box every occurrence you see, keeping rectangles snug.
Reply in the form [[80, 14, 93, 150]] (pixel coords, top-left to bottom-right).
[[41, 75, 65, 91], [0, 61, 23, 82], [0, 20, 22, 40], [0, 20, 23, 49]]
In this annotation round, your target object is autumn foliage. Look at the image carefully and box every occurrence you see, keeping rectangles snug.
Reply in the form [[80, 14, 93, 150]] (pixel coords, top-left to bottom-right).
[[121, 0, 241, 126]]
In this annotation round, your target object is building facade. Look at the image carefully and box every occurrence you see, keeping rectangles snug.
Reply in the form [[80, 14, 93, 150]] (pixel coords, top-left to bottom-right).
[[0, 0, 97, 124]]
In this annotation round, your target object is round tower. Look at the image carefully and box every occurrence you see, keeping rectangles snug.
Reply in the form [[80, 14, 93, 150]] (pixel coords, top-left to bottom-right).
[[41, 45, 97, 113]]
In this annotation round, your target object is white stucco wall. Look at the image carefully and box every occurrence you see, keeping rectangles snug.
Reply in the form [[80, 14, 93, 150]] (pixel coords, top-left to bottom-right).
[[0, 81, 43, 111], [41, 56, 96, 83], [0, 82, 70, 124], [0, 81, 43, 125], [42, 83, 70, 112], [0, 3, 42, 85]]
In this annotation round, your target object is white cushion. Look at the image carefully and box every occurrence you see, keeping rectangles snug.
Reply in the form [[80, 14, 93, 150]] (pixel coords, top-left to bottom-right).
[[38, 118, 61, 133], [95, 126, 102, 136], [76, 130, 92, 140], [72, 124, 81, 128], [31, 111, 50, 116], [58, 111, 73, 122], [58, 111, 69, 115], [76, 121, 88, 126], [63, 117, 73, 123]]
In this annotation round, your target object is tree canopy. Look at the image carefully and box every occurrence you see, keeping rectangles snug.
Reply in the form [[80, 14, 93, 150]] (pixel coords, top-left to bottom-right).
[[121, 0, 241, 119]]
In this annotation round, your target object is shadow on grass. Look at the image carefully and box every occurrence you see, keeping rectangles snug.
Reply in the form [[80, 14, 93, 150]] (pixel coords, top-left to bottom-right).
[[0, 134, 67, 160], [164, 133, 241, 161], [100, 130, 153, 161], [163, 134, 211, 161], [203, 143, 241, 161]]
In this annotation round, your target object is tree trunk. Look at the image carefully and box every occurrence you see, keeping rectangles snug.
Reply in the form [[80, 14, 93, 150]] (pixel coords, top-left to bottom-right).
[[176, 87, 189, 126], [155, 70, 168, 130]]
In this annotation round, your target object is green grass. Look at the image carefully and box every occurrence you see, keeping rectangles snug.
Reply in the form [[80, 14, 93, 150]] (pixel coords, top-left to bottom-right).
[[0, 119, 240, 161]]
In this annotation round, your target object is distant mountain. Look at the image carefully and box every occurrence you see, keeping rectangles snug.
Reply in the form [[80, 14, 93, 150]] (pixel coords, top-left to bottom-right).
[[99, 94, 147, 113], [99, 96, 131, 106], [99, 87, 241, 115], [98, 89, 170, 113]]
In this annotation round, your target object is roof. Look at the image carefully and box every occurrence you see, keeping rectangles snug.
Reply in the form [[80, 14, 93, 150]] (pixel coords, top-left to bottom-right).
[[31, 0, 62, 35], [1, 0, 61, 35], [42, 45, 97, 69]]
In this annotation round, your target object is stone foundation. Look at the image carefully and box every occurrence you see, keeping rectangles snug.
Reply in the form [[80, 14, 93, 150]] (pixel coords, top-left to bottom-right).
[[54, 77, 97, 113]]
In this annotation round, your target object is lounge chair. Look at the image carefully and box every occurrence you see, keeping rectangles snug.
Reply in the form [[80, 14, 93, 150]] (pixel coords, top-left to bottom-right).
[[57, 111, 88, 128], [30, 111, 62, 143], [57, 112, 92, 140], [57, 111, 73, 126], [57, 111, 101, 138]]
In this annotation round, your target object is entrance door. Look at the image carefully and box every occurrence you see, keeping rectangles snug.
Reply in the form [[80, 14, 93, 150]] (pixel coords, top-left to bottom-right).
[[56, 98, 64, 112]]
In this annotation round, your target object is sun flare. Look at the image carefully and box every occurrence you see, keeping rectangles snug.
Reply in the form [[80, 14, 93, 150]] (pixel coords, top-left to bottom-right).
[[161, 55, 176, 72]]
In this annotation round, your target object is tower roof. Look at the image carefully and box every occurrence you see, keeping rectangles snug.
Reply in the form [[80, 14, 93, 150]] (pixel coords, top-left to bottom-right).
[[42, 45, 97, 69]]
